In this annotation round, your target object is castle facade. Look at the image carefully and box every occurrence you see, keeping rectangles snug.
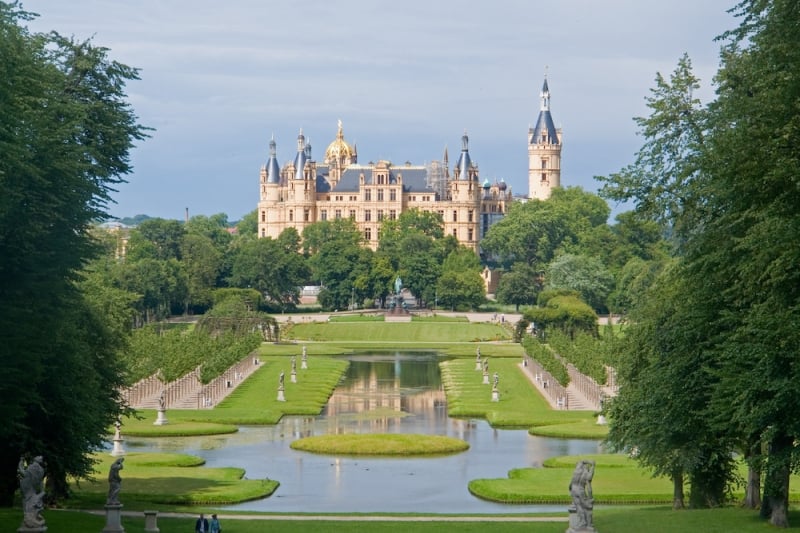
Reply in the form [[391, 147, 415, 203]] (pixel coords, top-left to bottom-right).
[[257, 78, 561, 251]]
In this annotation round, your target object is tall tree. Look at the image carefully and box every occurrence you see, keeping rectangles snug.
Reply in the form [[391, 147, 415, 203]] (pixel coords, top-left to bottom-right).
[[0, 3, 147, 502]]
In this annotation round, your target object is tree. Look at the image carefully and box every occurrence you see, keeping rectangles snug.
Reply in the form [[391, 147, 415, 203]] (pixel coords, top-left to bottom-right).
[[436, 247, 485, 311], [0, 3, 147, 503], [305, 219, 365, 310], [495, 263, 542, 311], [546, 253, 615, 313]]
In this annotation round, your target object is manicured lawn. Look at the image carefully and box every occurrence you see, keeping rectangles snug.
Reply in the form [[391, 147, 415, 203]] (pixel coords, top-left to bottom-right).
[[440, 358, 601, 432], [68, 452, 277, 508], [290, 434, 469, 455], [4, 507, 800, 532], [285, 321, 510, 342]]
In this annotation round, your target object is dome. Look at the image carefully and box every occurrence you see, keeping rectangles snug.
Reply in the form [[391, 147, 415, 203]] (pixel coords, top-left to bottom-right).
[[482, 179, 491, 189], [325, 119, 355, 164], [498, 179, 507, 191]]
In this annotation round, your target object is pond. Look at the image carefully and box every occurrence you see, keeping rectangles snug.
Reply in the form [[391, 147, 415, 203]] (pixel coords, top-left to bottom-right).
[[126, 352, 602, 513]]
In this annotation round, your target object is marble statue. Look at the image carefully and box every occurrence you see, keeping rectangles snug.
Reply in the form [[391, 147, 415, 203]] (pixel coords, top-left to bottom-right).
[[18, 455, 46, 529], [107, 457, 124, 505]]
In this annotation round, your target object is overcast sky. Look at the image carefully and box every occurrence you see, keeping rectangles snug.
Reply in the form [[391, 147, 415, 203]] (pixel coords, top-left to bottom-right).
[[21, 1, 737, 222]]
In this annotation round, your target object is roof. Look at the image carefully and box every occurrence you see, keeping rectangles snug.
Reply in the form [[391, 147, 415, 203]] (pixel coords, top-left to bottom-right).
[[530, 110, 559, 145]]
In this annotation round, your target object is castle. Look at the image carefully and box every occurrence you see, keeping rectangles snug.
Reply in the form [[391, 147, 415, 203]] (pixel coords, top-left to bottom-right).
[[257, 77, 561, 251]]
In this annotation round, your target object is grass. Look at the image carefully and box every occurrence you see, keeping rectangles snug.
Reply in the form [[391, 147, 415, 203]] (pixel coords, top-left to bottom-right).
[[4, 507, 800, 532], [290, 434, 470, 455], [284, 321, 511, 343], [440, 357, 602, 432], [68, 452, 277, 508]]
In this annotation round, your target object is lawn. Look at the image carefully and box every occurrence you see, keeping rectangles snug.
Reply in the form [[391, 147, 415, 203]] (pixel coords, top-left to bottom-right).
[[284, 321, 510, 343]]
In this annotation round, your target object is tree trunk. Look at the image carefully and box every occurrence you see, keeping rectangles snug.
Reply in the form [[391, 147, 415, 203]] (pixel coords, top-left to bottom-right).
[[743, 461, 761, 509], [762, 434, 792, 528], [672, 471, 685, 510]]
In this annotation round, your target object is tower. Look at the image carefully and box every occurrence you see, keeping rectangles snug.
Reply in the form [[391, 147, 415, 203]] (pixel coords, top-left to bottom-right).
[[528, 75, 562, 200]]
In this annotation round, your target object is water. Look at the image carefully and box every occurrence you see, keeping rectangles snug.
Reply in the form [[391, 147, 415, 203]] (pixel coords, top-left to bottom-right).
[[126, 352, 601, 513]]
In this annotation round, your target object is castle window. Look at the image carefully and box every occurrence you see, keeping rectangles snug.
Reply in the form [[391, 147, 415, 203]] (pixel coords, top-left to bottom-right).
[[261, 228, 265, 237], [468, 210, 474, 222], [261, 211, 265, 222], [321, 210, 327, 221], [438, 210, 444, 219], [349, 210, 356, 219], [452, 229, 457, 238], [335, 209, 342, 219], [452, 210, 457, 222], [289, 210, 293, 222], [389, 209, 396, 220], [365, 227, 372, 240], [377, 189, 384, 201], [411, 196, 416, 202], [468, 229, 473, 241], [304, 209, 310, 222], [541, 173, 547, 182], [365, 210, 371, 222], [377, 209, 384, 220], [541, 159, 548, 169], [365, 189, 371, 201], [390, 189, 397, 201]]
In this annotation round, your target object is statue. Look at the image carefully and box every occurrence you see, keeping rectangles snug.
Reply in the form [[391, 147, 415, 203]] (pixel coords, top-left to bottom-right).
[[291, 357, 297, 372], [279, 371, 285, 388], [394, 276, 402, 295], [493, 372, 499, 389], [18, 455, 46, 529], [158, 389, 166, 411], [107, 457, 124, 505], [568, 459, 596, 531]]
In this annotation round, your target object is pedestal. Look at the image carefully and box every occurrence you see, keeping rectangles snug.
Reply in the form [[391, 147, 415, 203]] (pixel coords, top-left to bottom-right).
[[277, 388, 285, 402], [153, 409, 168, 425], [491, 390, 500, 402], [596, 415, 607, 425], [290, 371, 297, 383], [143, 510, 159, 533], [566, 505, 597, 533], [301, 357, 308, 370], [17, 525, 46, 533], [482, 372, 489, 385], [102, 504, 125, 533], [110, 437, 126, 457], [475, 361, 482, 371]]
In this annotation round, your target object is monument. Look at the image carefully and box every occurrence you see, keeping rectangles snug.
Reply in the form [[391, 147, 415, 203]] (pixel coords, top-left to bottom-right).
[[475, 347, 482, 370], [566, 459, 597, 533], [103, 458, 125, 533], [290, 356, 297, 383], [491, 372, 500, 402], [153, 390, 168, 425], [17, 455, 46, 532], [385, 275, 411, 320], [110, 421, 126, 457], [277, 371, 286, 402], [301, 345, 308, 369], [482, 359, 490, 385]]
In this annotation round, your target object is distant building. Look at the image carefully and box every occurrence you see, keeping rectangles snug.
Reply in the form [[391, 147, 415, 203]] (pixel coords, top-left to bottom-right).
[[257, 77, 562, 250]]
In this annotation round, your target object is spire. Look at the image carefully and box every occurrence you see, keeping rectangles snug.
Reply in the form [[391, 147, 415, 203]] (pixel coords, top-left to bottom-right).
[[540, 73, 550, 111], [455, 130, 473, 180], [266, 134, 280, 184], [293, 128, 308, 178]]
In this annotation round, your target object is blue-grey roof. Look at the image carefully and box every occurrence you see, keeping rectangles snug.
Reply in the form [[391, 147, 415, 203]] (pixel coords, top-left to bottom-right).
[[266, 138, 281, 184], [455, 132, 473, 180], [331, 166, 432, 193], [531, 110, 559, 145]]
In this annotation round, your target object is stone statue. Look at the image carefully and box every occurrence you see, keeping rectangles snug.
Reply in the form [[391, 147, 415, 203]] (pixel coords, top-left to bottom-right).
[[18, 455, 46, 529], [568, 459, 596, 531], [158, 389, 166, 411], [476, 347, 481, 361], [107, 457, 124, 505], [291, 357, 297, 372], [493, 372, 499, 388], [279, 371, 285, 388], [394, 276, 402, 295]]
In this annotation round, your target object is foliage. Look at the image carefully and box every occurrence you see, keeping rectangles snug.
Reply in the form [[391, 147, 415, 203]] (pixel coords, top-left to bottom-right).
[[495, 263, 542, 312], [524, 294, 598, 339], [436, 246, 486, 310], [544, 329, 619, 385], [545, 253, 615, 313], [0, 3, 147, 503], [520, 336, 569, 387]]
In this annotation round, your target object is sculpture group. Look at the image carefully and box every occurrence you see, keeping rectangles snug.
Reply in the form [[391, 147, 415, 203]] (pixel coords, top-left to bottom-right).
[[18, 456, 46, 531], [567, 459, 597, 533]]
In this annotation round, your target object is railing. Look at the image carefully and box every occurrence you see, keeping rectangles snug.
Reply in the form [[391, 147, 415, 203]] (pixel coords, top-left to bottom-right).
[[524, 355, 569, 409]]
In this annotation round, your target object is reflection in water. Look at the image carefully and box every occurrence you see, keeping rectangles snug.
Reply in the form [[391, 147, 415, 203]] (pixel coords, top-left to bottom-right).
[[126, 352, 602, 513]]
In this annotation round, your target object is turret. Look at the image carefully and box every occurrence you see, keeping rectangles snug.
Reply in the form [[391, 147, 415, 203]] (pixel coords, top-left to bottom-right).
[[528, 75, 562, 200]]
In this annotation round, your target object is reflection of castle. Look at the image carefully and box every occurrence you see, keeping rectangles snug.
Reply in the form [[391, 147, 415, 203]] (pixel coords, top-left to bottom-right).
[[257, 77, 562, 249]]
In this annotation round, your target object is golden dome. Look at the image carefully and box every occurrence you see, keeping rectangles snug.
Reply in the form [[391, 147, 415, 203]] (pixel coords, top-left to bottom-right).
[[325, 119, 355, 164]]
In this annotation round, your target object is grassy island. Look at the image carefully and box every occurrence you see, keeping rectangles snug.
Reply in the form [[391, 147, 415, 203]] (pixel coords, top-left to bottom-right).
[[290, 433, 469, 456]]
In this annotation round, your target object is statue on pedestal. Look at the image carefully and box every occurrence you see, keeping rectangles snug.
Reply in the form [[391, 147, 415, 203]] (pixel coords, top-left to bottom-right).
[[18, 455, 46, 530], [107, 458, 124, 505]]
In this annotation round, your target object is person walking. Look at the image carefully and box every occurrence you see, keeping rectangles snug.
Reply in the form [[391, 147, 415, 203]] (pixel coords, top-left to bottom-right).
[[210, 513, 222, 533], [195, 513, 209, 533]]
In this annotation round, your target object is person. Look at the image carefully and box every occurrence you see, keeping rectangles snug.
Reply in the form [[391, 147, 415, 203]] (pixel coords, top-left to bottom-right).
[[195, 513, 209, 533], [107, 457, 124, 505], [568, 459, 596, 529], [209, 513, 222, 533]]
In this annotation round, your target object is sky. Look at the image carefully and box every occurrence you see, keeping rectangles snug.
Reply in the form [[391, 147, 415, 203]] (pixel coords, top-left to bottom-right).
[[20, 1, 737, 222]]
